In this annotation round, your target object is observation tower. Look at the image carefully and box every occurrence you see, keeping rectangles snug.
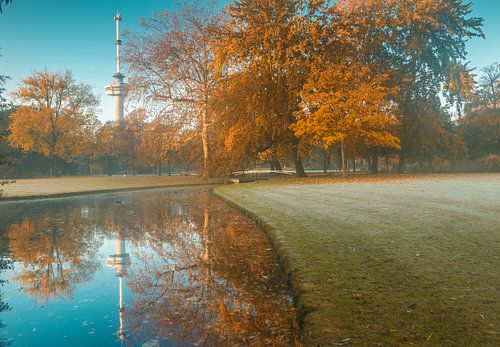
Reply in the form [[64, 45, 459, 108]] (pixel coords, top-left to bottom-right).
[[105, 13, 127, 122]]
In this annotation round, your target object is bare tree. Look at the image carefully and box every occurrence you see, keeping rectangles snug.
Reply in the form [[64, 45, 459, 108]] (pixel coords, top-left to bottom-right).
[[124, 1, 224, 178], [479, 63, 500, 110]]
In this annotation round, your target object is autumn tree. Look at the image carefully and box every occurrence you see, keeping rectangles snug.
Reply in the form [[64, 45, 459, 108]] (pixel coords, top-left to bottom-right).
[[124, 0, 223, 178], [175, 129, 202, 175], [210, 72, 282, 175], [293, 62, 399, 176], [445, 63, 476, 118], [94, 111, 146, 175], [0, 49, 13, 172], [7, 70, 99, 175], [0, 69, 10, 181], [120, 109, 147, 175], [94, 112, 192, 176], [476, 62, 500, 111], [460, 62, 500, 159], [95, 121, 118, 174], [338, 0, 483, 171], [460, 109, 498, 159], [0, 56, 8, 110], [142, 110, 188, 176], [214, 0, 332, 177]]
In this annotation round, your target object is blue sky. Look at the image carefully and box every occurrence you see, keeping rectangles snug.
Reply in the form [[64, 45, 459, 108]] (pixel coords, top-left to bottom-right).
[[1, 0, 499, 122], [0, 0, 176, 122]]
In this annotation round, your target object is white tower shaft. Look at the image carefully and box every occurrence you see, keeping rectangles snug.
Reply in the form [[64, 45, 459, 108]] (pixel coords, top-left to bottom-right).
[[105, 12, 127, 123]]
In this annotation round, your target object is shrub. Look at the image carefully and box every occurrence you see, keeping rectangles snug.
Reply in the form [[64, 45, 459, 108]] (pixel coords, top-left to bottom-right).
[[431, 155, 451, 172], [480, 154, 500, 171], [0, 180, 15, 198]]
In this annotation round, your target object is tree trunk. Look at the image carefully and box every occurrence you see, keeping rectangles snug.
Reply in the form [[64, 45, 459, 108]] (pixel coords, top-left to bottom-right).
[[398, 108, 409, 173], [106, 155, 112, 176], [49, 156, 56, 176], [398, 151, 406, 173], [323, 148, 328, 173], [291, 145, 306, 177], [273, 159, 282, 171], [201, 108, 210, 179], [370, 149, 379, 174], [158, 160, 162, 176], [271, 151, 282, 171], [352, 159, 356, 173], [340, 141, 346, 177], [496, 119, 499, 144], [168, 159, 172, 176]]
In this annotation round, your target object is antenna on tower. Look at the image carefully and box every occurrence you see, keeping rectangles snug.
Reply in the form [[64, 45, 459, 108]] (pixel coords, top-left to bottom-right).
[[115, 11, 122, 74]]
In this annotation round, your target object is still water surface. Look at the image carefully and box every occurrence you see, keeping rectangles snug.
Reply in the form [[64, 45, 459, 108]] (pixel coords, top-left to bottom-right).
[[0, 187, 300, 346]]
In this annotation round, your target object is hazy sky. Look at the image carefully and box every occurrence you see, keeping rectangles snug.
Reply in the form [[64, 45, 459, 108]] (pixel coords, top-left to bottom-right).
[[1, 0, 499, 122]]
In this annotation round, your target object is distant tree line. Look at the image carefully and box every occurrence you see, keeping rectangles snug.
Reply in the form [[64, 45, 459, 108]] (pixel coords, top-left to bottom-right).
[[0, 0, 499, 178], [0, 71, 200, 177]]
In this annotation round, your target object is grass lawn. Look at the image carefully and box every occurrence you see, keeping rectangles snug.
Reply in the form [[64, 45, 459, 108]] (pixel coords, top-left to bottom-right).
[[0, 175, 222, 199], [215, 173, 500, 346]]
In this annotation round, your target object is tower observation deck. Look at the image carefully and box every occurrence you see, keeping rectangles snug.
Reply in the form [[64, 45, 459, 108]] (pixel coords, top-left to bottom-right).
[[105, 13, 127, 122]]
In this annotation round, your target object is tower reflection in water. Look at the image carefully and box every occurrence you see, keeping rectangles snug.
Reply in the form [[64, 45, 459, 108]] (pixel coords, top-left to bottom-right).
[[106, 229, 130, 343]]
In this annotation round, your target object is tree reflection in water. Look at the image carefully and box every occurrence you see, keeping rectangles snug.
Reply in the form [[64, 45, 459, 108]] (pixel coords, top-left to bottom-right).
[[7, 206, 100, 302], [124, 190, 300, 346], [0, 188, 300, 345]]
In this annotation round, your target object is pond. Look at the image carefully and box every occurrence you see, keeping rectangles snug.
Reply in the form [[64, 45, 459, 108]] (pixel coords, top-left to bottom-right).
[[0, 187, 300, 346]]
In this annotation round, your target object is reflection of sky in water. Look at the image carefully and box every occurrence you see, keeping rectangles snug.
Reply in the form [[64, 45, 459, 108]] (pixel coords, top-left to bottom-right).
[[0, 188, 300, 346], [2, 238, 137, 346]]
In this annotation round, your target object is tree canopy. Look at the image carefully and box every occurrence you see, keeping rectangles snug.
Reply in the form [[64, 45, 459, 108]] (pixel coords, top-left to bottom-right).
[[7, 70, 99, 175], [1, 0, 496, 177]]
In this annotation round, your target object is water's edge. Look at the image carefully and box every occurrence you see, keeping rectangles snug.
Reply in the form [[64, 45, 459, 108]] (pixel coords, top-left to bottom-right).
[[1, 186, 300, 346], [0, 182, 221, 203], [213, 188, 309, 343]]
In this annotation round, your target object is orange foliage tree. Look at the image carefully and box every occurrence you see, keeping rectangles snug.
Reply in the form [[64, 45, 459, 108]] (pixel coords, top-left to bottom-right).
[[338, 0, 483, 171], [293, 62, 400, 176], [213, 0, 332, 177], [7, 70, 99, 175], [118, 0, 484, 175]]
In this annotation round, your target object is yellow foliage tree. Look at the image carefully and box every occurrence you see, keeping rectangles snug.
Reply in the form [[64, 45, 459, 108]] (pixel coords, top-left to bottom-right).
[[7, 70, 99, 175]]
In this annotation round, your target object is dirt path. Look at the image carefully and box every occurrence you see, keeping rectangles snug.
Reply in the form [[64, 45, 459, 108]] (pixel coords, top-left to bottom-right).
[[1, 175, 223, 200]]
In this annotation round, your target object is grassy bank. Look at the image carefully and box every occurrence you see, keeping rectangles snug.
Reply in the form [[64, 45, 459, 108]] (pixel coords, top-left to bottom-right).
[[215, 173, 500, 346], [0, 175, 222, 200]]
